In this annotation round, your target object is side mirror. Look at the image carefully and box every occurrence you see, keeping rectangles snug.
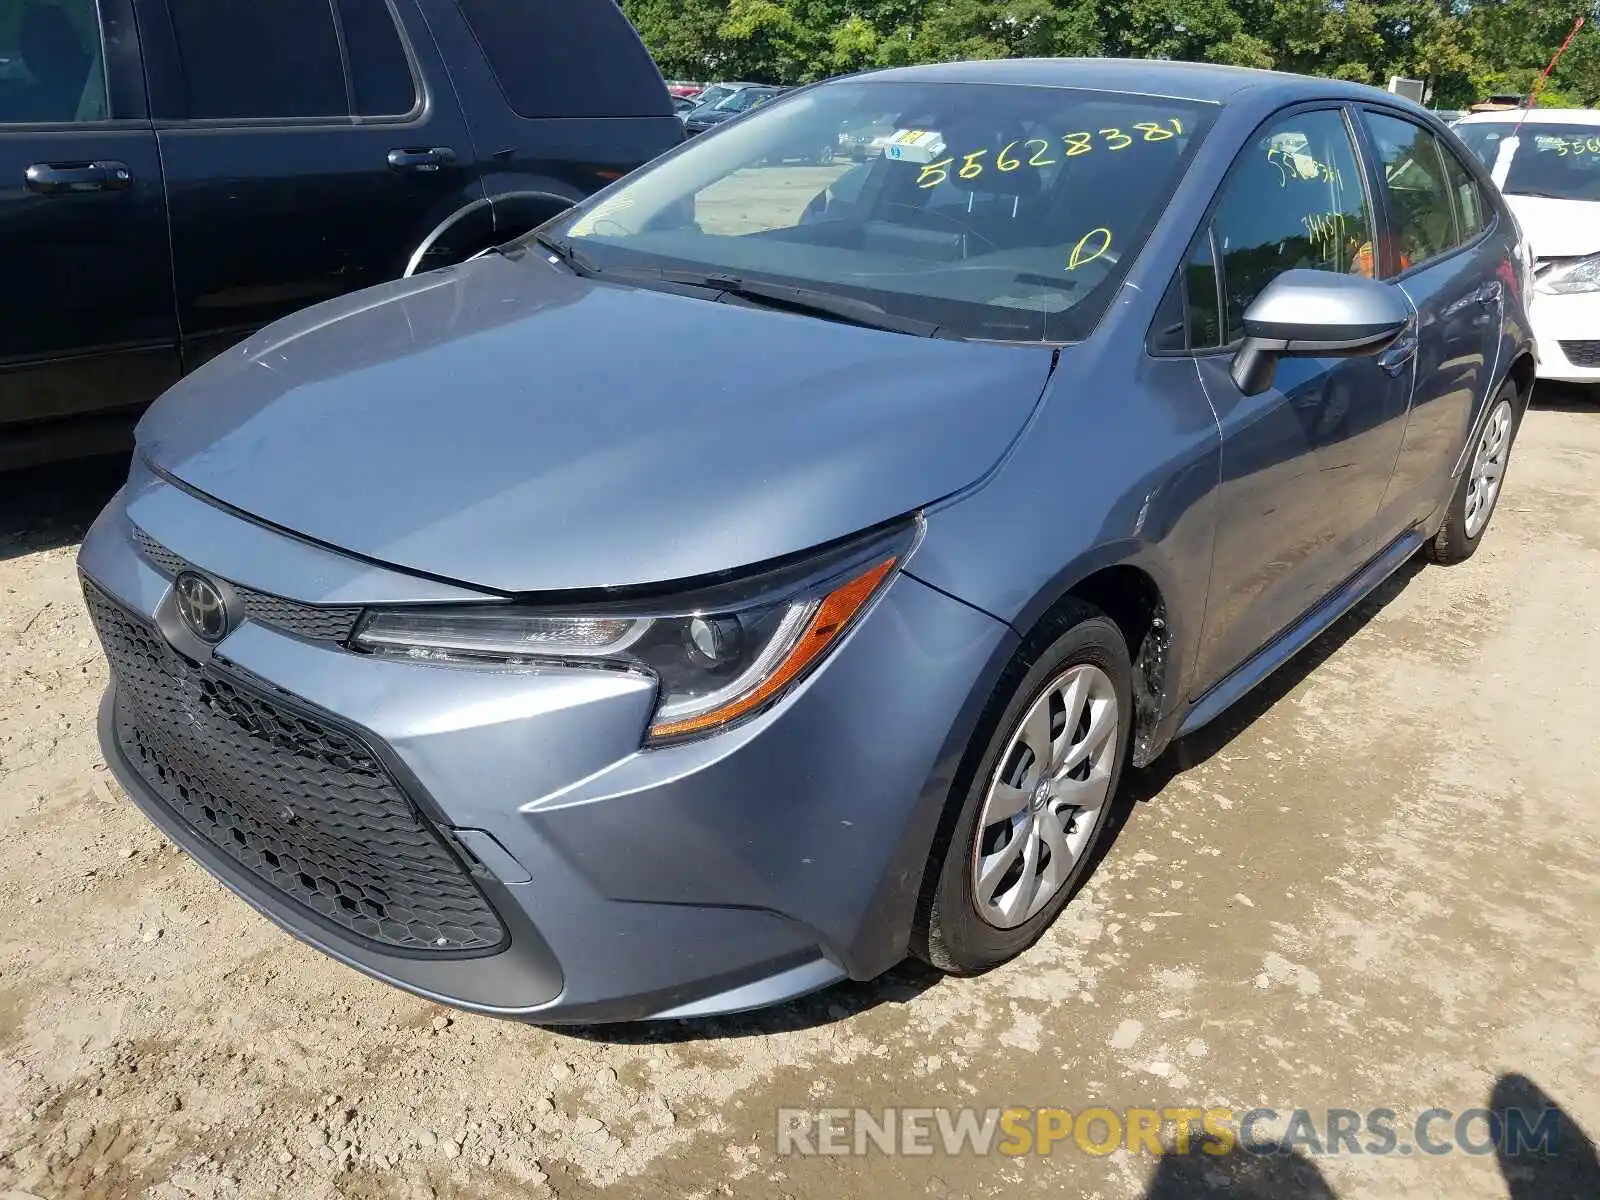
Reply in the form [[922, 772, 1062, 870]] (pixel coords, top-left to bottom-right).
[[1229, 269, 1411, 395]]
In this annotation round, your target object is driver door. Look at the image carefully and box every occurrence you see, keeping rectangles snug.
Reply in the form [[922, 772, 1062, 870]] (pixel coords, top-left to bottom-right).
[[1186, 105, 1416, 694]]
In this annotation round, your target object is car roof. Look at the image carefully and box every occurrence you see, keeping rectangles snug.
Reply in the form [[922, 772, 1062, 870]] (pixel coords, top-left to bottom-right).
[[856, 57, 1403, 107], [1455, 107, 1600, 126]]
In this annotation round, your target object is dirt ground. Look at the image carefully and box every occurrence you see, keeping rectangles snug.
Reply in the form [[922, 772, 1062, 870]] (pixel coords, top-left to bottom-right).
[[3, 390, 1600, 1200]]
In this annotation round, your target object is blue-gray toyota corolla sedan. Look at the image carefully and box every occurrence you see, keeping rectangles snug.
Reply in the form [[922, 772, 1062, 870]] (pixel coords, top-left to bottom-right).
[[80, 59, 1535, 1023]]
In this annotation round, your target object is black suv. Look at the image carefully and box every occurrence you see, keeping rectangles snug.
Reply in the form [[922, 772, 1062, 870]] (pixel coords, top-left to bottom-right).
[[0, 0, 681, 467]]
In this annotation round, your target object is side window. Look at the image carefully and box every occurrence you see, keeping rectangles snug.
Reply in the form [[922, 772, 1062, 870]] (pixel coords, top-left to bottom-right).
[[453, 0, 669, 120], [1439, 144, 1488, 240], [165, 0, 346, 119], [1363, 112, 1460, 274], [0, 0, 109, 124], [338, 0, 417, 117], [1205, 108, 1375, 344]]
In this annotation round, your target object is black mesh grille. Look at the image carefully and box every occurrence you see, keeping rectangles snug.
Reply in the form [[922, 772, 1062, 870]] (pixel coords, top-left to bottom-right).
[[132, 526, 188, 576], [1560, 341, 1600, 368], [131, 525, 362, 643], [85, 583, 507, 956]]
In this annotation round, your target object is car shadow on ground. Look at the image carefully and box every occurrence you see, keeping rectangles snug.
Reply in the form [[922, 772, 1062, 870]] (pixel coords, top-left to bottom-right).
[[1138, 1074, 1600, 1198], [1122, 551, 1426, 801], [1529, 380, 1596, 413], [0, 452, 130, 562]]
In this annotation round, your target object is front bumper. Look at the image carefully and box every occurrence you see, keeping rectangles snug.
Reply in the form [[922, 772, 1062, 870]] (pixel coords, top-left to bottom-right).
[[1529, 290, 1600, 383], [79, 462, 1012, 1023]]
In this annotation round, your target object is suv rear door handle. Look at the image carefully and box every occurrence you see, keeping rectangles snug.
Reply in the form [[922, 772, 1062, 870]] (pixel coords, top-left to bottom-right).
[[25, 160, 133, 195], [388, 147, 457, 173]]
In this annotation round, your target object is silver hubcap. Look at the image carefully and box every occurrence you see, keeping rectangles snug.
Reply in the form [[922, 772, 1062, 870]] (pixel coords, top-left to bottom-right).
[[970, 664, 1120, 929], [1464, 399, 1514, 540]]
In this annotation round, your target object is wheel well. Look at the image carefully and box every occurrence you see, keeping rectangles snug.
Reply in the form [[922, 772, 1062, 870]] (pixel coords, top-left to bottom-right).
[[1507, 352, 1536, 408], [1042, 566, 1171, 766]]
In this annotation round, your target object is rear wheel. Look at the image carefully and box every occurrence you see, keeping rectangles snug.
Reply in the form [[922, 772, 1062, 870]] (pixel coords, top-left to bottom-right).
[[914, 605, 1132, 974], [1425, 379, 1521, 565]]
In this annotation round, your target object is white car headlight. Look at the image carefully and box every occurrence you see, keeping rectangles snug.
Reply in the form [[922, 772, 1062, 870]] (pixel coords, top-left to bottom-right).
[[353, 521, 919, 743], [1537, 251, 1600, 295]]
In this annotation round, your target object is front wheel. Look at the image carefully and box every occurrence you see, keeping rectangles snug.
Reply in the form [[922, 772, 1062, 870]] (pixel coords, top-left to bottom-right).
[[914, 605, 1132, 974], [1425, 380, 1521, 565]]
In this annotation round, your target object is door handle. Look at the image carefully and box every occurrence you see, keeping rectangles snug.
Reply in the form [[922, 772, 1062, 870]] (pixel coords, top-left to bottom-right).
[[1475, 281, 1502, 308], [24, 160, 133, 195], [387, 147, 457, 173], [1378, 334, 1419, 377]]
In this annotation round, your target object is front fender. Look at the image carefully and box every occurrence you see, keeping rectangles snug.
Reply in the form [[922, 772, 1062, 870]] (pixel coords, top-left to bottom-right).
[[908, 346, 1222, 734]]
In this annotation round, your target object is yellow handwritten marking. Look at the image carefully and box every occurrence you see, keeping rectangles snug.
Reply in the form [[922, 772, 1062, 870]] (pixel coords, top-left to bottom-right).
[[1025, 138, 1055, 166], [1100, 127, 1133, 151], [997, 141, 1022, 171], [1063, 131, 1093, 157], [959, 149, 988, 180], [1134, 121, 1174, 142], [916, 157, 953, 188], [1067, 227, 1113, 270]]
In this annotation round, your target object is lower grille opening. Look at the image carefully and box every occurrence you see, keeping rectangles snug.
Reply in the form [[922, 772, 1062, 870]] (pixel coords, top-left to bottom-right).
[[86, 581, 507, 957]]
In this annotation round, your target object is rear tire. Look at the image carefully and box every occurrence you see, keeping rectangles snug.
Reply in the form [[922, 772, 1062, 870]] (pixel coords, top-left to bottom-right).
[[1425, 379, 1522, 565], [914, 603, 1133, 974]]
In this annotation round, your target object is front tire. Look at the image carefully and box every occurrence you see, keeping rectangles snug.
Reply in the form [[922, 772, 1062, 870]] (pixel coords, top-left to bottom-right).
[[1425, 379, 1522, 565], [914, 604, 1133, 974]]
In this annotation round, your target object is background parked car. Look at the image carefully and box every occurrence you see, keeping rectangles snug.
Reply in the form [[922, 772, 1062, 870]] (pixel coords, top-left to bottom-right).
[[0, 0, 682, 469], [681, 84, 787, 136], [676, 81, 749, 119], [1456, 108, 1600, 384]]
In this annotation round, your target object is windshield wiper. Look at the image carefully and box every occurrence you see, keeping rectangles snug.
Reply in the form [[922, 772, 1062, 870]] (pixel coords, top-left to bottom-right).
[[648, 269, 943, 337], [531, 233, 602, 277]]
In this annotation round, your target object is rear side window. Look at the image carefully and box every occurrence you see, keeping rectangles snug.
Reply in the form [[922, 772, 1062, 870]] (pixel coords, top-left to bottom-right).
[[453, 0, 667, 119], [339, 0, 416, 116], [165, 0, 346, 119], [1439, 143, 1488, 239], [1363, 112, 1460, 274]]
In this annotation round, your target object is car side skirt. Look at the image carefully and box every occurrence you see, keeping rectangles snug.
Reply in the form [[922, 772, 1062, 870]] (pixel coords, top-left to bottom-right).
[[1176, 526, 1427, 740]]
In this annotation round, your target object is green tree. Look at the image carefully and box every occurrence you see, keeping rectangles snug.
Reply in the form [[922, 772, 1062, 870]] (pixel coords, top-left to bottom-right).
[[621, 0, 1600, 110]]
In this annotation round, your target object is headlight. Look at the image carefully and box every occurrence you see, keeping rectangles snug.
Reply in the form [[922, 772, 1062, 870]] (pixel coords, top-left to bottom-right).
[[352, 520, 920, 743], [1537, 252, 1600, 295]]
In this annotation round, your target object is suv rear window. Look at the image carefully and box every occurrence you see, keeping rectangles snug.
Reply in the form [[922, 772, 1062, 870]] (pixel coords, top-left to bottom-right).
[[453, 0, 668, 119]]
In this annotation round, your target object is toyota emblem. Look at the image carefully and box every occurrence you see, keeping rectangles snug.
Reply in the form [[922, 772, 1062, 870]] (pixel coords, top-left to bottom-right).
[[174, 572, 229, 643]]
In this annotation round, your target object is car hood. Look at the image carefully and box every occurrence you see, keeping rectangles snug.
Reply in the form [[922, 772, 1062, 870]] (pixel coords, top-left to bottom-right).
[[139, 253, 1054, 594], [1504, 195, 1600, 258]]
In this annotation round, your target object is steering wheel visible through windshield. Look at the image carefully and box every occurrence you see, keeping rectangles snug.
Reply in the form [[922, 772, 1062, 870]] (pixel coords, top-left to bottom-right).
[[541, 79, 1217, 342]]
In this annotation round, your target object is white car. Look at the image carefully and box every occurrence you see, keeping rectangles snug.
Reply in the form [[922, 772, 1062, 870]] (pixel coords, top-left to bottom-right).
[[1456, 108, 1600, 384]]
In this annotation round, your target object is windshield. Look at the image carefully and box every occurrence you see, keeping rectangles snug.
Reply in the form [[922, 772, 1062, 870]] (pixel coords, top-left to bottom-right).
[[1456, 122, 1600, 201], [545, 80, 1215, 342], [689, 85, 734, 111], [716, 88, 777, 113]]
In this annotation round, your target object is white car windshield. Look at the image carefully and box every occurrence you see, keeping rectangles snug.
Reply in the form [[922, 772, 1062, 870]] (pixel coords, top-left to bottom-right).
[[1457, 122, 1600, 201], [540, 80, 1217, 342]]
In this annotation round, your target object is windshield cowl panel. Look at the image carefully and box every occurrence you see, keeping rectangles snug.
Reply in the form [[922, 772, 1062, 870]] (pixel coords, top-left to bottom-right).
[[546, 80, 1217, 344]]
